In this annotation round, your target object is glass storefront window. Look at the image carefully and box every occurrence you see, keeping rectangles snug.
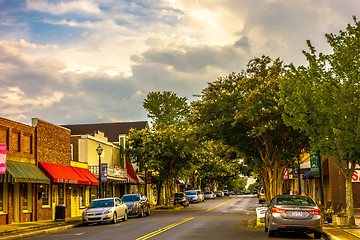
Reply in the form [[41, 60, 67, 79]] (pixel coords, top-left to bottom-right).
[[79, 186, 85, 207], [22, 183, 28, 210], [58, 184, 65, 205], [0, 184, 3, 211], [42, 184, 49, 206]]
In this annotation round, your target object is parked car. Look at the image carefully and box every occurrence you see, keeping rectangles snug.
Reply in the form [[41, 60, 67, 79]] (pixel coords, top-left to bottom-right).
[[174, 192, 189, 207], [204, 191, 216, 199], [195, 190, 205, 202], [214, 191, 224, 197], [185, 190, 201, 203], [258, 188, 266, 204], [82, 197, 128, 225], [245, 190, 250, 194], [234, 190, 241, 195], [121, 193, 151, 217], [223, 190, 230, 196], [252, 189, 258, 195], [265, 195, 322, 238]]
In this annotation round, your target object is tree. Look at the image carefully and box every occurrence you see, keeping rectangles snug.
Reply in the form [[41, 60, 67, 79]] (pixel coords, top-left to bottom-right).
[[192, 56, 308, 203], [143, 91, 190, 127], [128, 91, 194, 205], [196, 141, 242, 191], [279, 16, 360, 225]]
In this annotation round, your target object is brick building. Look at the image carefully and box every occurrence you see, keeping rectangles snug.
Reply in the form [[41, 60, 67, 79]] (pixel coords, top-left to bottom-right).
[[0, 117, 49, 225]]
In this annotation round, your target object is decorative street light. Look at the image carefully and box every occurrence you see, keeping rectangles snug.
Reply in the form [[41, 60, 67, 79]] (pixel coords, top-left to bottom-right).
[[96, 144, 103, 198]]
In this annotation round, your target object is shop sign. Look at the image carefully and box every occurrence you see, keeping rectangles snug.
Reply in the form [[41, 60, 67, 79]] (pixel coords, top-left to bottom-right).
[[352, 170, 360, 182], [310, 151, 320, 173], [0, 144, 6, 174]]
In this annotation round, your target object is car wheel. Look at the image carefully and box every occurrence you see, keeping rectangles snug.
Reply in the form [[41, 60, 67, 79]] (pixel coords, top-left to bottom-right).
[[82, 221, 88, 226], [112, 213, 117, 224], [123, 211, 128, 221], [268, 230, 275, 237], [138, 207, 144, 218], [314, 232, 322, 239], [146, 206, 151, 216]]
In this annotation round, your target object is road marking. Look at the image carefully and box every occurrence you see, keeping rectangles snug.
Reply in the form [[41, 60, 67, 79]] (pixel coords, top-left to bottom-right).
[[135, 217, 194, 240], [205, 198, 235, 212]]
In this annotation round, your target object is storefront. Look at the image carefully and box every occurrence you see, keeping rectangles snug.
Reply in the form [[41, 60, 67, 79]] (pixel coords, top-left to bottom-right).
[[0, 161, 50, 224], [38, 162, 98, 218]]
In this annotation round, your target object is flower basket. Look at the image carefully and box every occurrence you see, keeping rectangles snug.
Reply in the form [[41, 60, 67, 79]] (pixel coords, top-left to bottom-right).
[[334, 215, 348, 225]]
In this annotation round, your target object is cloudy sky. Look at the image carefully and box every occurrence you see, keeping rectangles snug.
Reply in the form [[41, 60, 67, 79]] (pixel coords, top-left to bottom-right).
[[0, 0, 358, 126]]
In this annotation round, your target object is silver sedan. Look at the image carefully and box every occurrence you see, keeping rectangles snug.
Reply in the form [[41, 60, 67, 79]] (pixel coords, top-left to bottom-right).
[[265, 195, 322, 238], [82, 197, 128, 225]]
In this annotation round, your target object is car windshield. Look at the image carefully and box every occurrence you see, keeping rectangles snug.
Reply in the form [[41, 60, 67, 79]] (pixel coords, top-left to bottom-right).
[[277, 197, 316, 206], [89, 199, 114, 208], [174, 193, 184, 198], [205, 192, 211, 194], [121, 195, 140, 202], [185, 191, 196, 195], [214, 191, 220, 193]]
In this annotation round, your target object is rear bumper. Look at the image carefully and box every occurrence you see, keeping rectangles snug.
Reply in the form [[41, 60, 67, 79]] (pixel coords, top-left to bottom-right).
[[269, 216, 322, 233]]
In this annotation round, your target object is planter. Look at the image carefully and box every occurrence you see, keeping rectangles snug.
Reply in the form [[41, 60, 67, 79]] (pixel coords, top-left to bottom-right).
[[334, 216, 348, 225]]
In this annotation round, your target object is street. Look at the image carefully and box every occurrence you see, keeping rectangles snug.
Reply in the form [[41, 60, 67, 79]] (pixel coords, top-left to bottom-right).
[[30, 195, 323, 240]]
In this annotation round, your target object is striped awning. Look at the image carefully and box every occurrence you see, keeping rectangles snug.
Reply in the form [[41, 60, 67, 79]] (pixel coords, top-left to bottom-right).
[[0, 161, 50, 184]]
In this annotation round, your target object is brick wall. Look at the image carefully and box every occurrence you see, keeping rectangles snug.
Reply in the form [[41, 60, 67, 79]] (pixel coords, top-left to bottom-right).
[[33, 119, 71, 166], [0, 117, 35, 160]]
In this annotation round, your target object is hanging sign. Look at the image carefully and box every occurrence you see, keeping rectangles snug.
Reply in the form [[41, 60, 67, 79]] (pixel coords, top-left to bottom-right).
[[0, 144, 6, 174], [101, 163, 108, 182], [310, 151, 320, 173]]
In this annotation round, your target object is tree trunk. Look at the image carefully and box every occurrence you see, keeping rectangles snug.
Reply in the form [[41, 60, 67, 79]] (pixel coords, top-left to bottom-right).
[[340, 162, 356, 226], [156, 180, 163, 205]]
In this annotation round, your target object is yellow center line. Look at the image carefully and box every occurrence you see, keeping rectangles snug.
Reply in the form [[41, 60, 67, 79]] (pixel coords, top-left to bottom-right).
[[135, 217, 194, 240], [205, 198, 235, 212]]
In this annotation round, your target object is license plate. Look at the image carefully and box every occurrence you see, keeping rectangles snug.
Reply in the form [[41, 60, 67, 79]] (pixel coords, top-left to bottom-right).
[[292, 211, 302, 217]]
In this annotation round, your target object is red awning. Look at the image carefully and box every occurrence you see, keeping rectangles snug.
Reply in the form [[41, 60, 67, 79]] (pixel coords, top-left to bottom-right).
[[72, 166, 99, 186], [38, 162, 90, 185], [118, 174, 138, 184]]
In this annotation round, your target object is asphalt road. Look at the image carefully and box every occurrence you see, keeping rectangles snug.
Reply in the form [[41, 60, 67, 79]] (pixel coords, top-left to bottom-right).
[[29, 195, 323, 240]]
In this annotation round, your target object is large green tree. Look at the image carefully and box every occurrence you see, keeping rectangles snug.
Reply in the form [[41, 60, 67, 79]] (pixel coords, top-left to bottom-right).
[[128, 91, 195, 205], [279, 17, 360, 225], [192, 56, 308, 203]]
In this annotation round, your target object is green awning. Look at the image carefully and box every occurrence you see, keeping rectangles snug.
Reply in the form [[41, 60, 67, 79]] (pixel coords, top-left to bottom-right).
[[1, 161, 50, 184]]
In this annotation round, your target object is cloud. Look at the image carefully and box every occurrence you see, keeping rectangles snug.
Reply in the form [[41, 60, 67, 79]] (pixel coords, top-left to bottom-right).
[[26, 0, 102, 15]]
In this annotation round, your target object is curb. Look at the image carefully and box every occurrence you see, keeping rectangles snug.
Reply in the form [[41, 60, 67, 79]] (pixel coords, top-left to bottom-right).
[[0, 223, 82, 240], [322, 230, 343, 240]]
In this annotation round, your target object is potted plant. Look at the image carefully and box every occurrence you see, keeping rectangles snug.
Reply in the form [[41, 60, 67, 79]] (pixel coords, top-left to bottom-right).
[[334, 209, 348, 225]]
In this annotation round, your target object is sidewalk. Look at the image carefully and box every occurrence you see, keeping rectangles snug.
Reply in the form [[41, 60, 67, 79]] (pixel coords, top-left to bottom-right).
[[322, 213, 360, 240]]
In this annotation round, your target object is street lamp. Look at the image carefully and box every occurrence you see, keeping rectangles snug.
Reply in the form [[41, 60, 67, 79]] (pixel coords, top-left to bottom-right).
[[96, 144, 103, 198]]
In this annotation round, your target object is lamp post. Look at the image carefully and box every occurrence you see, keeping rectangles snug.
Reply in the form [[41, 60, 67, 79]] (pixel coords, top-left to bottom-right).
[[96, 144, 103, 198]]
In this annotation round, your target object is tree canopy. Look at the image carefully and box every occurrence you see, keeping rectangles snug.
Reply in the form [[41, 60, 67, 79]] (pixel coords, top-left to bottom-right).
[[192, 56, 308, 203], [279, 16, 360, 225]]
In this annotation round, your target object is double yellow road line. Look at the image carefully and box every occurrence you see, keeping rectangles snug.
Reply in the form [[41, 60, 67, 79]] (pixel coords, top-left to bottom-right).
[[136, 197, 235, 240], [136, 217, 194, 240]]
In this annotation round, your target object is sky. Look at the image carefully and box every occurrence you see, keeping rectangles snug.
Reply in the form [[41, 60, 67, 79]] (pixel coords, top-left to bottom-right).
[[0, 0, 358, 126]]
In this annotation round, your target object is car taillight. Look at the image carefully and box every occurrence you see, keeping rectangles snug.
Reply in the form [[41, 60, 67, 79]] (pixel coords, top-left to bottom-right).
[[271, 207, 287, 213], [308, 209, 321, 215]]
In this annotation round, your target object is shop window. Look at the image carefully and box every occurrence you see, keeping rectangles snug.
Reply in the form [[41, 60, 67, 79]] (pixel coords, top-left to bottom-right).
[[79, 186, 86, 208], [22, 183, 28, 210], [42, 184, 50, 206], [0, 184, 3, 211], [58, 184, 65, 205]]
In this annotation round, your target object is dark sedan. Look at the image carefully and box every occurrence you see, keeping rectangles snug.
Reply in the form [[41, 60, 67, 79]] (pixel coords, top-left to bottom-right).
[[121, 193, 151, 218]]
